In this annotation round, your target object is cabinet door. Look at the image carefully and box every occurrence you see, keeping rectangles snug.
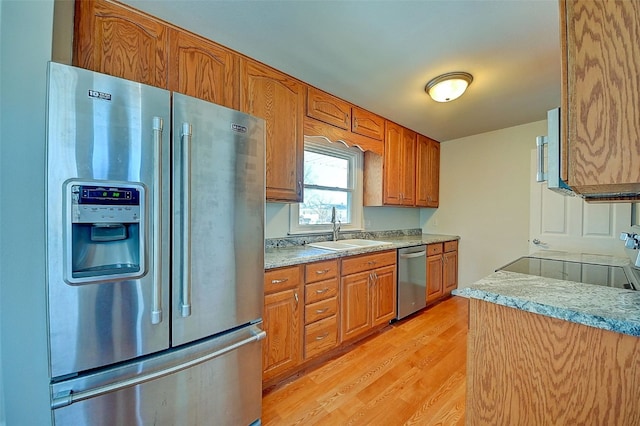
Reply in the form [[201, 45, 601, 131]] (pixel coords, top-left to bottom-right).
[[168, 29, 239, 109], [443, 250, 458, 294], [383, 121, 404, 205], [426, 254, 443, 304], [352, 107, 384, 141], [74, 0, 168, 88], [240, 59, 304, 202], [340, 270, 371, 342], [263, 288, 301, 381], [416, 135, 440, 207], [427, 139, 440, 207], [401, 127, 417, 206], [371, 265, 397, 327], [563, 0, 640, 195], [306, 86, 350, 130]]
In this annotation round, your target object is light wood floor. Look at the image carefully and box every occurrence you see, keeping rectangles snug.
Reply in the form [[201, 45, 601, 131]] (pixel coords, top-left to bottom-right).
[[262, 296, 469, 425]]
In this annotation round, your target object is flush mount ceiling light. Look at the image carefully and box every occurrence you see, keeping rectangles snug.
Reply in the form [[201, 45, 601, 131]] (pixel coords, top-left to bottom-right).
[[425, 72, 473, 103]]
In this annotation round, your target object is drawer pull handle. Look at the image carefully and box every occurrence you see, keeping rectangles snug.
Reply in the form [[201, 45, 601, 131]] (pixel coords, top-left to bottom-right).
[[315, 269, 329, 275], [315, 332, 329, 341], [367, 261, 377, 265], [315, 288, 329, 294], [315, 308, 328, 314], [271, 278, 289, 284]]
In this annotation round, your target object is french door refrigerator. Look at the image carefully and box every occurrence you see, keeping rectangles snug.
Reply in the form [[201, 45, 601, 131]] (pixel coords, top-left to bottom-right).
[[45, 62, 265, 425]]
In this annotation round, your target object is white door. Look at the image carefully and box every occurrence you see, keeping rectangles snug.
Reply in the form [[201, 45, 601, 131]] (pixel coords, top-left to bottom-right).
[[529, 150, 631, 256]]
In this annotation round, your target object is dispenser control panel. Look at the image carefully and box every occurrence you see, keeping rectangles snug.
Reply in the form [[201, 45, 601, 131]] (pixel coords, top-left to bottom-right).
[[70, 183, 143, 224]]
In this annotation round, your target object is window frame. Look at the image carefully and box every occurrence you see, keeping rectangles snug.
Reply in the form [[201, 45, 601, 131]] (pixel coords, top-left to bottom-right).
[[289, 137, 364, 235]]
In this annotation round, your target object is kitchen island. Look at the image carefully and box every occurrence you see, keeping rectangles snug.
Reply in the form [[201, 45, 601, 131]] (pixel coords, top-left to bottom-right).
[[457, 255, 640, 425]]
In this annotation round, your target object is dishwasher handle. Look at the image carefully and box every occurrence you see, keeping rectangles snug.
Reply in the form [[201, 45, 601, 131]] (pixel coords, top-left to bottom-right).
[[399, 250, 427, 259]]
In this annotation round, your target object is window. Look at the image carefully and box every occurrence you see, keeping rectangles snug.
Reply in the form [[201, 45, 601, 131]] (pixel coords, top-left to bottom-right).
[[289, 137, 363, 234]]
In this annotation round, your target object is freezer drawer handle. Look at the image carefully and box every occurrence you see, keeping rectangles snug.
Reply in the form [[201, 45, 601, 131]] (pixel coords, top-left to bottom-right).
[[51, 326, 266, 409], [180, 122, 193, 318], [399, 250, 427, 259], [151, 117, 164, 325]]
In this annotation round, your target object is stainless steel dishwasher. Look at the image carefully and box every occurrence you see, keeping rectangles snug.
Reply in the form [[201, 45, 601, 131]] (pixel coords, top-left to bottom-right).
[[396, 245, 427, 320]]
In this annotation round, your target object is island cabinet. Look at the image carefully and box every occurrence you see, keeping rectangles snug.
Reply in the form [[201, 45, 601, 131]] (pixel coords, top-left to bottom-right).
[[304, 86, 384, 154], [561, 0, 640, 198], [74, 0, 169, 88], [426, 240, 458, 304], [467, 298, 640, 425], [240, 59, 304, 202], [416, 135, 440, 208], [340, 251, 397, 343], [303, 259, 340, 360], [262, 265, 303, 382]]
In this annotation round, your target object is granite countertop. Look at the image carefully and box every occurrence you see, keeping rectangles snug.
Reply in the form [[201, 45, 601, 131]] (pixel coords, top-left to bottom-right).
[[456, 252, 640, 337], [264, 233, 459, 269]]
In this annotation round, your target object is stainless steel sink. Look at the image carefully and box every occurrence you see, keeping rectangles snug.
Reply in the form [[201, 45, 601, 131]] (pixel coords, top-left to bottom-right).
[[306, 239, 393, 252]]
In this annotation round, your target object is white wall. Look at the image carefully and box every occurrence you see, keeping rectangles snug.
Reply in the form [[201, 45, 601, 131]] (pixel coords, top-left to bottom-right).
[[421, 120, 547, 288], [266, 203, 420, 238], [0, 0, 55, 424]]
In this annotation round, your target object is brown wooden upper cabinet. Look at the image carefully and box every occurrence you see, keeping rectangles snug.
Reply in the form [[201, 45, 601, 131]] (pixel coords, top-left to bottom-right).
[[384, 121, 416, 206], [562, 0, 640, 197], [168, 29, 239, 109], [416, 135, 440, 208], [74, 0, 169, 88], [240, 59, 304, 202], [74, 0, 239, 110], [306, 87, 384, 141]]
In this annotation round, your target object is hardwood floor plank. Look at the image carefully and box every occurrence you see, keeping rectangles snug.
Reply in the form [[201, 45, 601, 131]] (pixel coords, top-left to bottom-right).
[[262, 296, 469, 425]]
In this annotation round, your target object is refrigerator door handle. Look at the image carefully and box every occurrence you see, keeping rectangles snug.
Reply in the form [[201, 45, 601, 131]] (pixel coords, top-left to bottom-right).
[[151, 117, 164, 325], [51, 325, 267, 409], [180, 122, 193, 318]]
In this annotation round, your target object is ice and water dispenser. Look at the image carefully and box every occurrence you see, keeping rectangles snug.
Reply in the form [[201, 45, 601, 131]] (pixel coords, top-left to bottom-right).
[[64, 180, 146, 284]]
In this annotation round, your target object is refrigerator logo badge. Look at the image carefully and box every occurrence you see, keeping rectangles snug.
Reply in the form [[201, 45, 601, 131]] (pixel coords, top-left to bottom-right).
[[88, 90, 112, 101], [231, 123, 247, 133]]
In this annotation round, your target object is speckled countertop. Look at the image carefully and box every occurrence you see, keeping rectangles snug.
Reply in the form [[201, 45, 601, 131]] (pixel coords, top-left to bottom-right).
[[455, 251, 640, 337], [264, 233, 459, 269]]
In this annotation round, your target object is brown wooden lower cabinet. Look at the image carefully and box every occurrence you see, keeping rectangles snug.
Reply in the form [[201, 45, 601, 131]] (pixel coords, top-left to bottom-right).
[[340, 250, 397, 343], [262, 265, 303, 382], [426, 240, 458, 304], [467, 298, 640, 424]]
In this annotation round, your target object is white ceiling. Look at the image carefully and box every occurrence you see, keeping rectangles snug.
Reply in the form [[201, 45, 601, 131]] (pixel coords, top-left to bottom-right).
[[122, 0, 561, 142]]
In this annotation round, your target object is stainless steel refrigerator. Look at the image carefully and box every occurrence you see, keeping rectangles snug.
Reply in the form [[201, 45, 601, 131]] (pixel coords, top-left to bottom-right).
[[45, 62, 265, 425]]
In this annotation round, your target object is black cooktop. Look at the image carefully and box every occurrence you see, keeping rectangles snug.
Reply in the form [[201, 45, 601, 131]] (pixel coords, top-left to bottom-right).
[[497, 257, 637, 291]]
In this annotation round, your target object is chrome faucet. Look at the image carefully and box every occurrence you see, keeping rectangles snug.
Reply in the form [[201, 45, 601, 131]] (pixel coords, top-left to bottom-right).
[[331, 207, 341, 241]]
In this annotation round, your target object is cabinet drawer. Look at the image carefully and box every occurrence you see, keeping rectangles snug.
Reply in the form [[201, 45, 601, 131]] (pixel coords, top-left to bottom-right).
[[304, 315, 338, 359], [427, 243, 443, 256], [305, 278, 338, 304], [305, 259, 338, 284], [341, 250, 396, 276], [264, 266, 301, 294], [305, 296, 338, 324], [444, 240, 458, 253]]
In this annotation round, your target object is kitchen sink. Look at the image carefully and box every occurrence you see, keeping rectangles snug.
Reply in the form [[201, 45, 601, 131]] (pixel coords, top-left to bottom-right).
[[307, 239, 393, 251]]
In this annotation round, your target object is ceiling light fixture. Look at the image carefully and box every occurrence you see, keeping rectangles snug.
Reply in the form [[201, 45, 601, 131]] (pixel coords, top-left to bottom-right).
[[425, 72, 473, 103]]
